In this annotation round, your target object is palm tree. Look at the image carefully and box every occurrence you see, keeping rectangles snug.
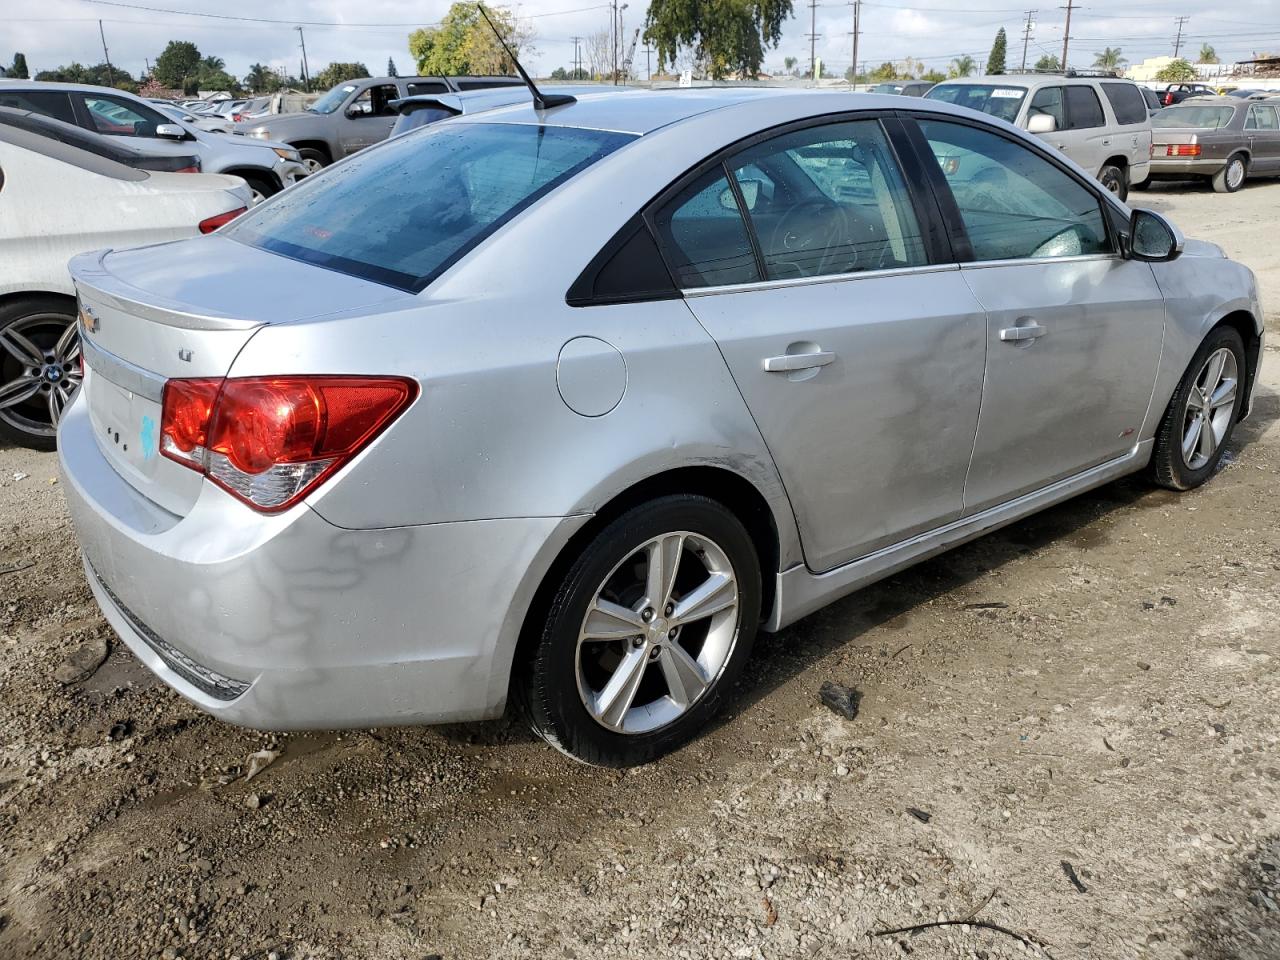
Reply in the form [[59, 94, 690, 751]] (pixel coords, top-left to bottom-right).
[[1093, 47, 1126, 71], [1198, 43, 1219, 64], [200, 55, 225, 72], [949, 55, 975, 78], [245, 62, 273, 92]]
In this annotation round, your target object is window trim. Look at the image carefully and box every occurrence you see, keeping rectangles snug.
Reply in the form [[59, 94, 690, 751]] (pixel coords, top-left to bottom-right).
[[900, 110, 1123, 264]]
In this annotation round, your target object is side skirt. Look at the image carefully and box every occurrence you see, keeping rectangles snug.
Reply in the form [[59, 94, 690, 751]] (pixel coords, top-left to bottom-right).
[[766, 440, 1154, 632]]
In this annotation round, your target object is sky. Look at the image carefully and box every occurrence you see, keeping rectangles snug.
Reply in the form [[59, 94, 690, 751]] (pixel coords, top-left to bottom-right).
[[5, 0, 1280, 85]]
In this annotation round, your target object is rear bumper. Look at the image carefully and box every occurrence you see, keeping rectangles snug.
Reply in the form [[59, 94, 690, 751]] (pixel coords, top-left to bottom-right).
[[59, 393, 586, 730], [1148, 158, 1223, 178]]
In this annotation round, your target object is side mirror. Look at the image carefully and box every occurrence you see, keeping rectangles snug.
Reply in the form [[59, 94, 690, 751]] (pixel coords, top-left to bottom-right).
[[1127, 208, 1184, 262], [1027, 113, 1057, 134], [155, 123, 188, 140]]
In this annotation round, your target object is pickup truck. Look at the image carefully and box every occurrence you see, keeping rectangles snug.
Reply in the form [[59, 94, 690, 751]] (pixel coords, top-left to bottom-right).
[[237, 75, 523, 171], [1159, 82, 1217, 106]]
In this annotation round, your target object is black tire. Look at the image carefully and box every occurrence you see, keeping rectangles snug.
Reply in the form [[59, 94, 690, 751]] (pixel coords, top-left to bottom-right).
[[297, 148, 329, 174], [0, 296, 80, 451], [1212, 153, 1247, 193], [518, 495, 762, 767], [1150, 325, 1247, 491], [243, 175, 279, 205], [1099, 164, 1128, 202]]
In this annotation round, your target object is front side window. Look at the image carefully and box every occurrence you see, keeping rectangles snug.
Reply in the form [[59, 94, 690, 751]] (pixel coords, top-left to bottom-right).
[[729, 120, 926, 278], [349, 85, 399, 117], [919, 119, 1110, 262], [1064, 86, 1105, 130], [228, 122, 634, 291], [1028, 87, 1065, 130], [81, 95, 166, 137], [1101, 82, 1147, 125], [925, 84, 1028, 123]]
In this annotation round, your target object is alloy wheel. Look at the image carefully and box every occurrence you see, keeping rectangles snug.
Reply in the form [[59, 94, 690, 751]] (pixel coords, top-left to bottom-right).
[[576, 531, 740, 735], [1181, 346, 1237, 470], [1226, 158, 1246, 191], [0, 313, 82, 440]]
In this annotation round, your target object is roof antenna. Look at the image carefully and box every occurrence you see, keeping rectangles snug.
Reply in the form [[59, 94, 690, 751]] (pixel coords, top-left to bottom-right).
[[475, 3, 576, 111]]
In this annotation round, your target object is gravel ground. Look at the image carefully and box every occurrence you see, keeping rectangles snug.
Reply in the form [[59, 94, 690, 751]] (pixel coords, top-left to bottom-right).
[[1, 181, 1278, 960]]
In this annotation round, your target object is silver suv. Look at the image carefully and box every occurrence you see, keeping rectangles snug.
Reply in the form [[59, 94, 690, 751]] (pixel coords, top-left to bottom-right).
[[926, 72, 1153, 200]]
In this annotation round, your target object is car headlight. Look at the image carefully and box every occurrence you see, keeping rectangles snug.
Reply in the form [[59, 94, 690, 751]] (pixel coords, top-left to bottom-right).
[[272, 147, 300, 162], [247, 128, 271, 140]]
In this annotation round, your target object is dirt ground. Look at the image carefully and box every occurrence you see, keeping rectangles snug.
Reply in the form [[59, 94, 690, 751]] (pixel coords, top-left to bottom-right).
[[2, 180, 1279, 960]]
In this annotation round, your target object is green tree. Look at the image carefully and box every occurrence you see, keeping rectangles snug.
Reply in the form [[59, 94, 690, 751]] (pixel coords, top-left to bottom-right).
[[921, 68, 946, 83], [985, 27, 1007, 75], [1093, 46, 1125, 70], [244, 63, 276, 92], [312, 62, 372, 90], [949, 54, 975, 78], [1198, 43, 1218, 64], [387, 57, 399, 77], [35, 62, 137, 91], [409, 4, 531, 76], [869, 61, 898, 81], [644, 0, 792, 80], [1154, 58, 1197, 82], [153, 40, 202, 92], [7, 53, 30, 79], [1034, 53, 1060, 71]]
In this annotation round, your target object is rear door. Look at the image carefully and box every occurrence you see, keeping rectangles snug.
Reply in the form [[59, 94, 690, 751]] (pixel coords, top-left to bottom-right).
[[652, 115, 987, 571], [1100, 81, 1153, 176], [1245, 104, 1280, 172], [908, 115, 1165, 513], [1059, 84, 1109, 175]]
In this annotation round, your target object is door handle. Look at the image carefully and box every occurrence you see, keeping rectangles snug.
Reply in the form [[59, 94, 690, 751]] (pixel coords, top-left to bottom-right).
[[763, 351, 835, 372], [999, 323, 1047, 342], [1102, 138, 1112, 146]]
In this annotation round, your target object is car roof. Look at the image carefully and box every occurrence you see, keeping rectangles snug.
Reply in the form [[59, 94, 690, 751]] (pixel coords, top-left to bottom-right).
[[450, 87, 907, 135], [393, 85, 635, 114], [935, 73, 1132, 89]]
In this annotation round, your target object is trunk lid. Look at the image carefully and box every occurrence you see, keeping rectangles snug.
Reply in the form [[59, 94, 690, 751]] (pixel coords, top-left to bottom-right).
[[70, 235, 412, 516]]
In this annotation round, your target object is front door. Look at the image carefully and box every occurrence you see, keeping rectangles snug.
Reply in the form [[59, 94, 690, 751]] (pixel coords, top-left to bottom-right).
[[651, 117, 987, 572], [912, 116, 1166, 514], [337, 83, 399, 155]]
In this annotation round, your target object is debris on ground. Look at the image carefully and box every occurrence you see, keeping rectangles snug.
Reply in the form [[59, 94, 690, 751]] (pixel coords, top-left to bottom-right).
[[52, 636, 109, 684], [1061, 860, 1088, 893], [243, 749, 281, 782], [818, 680, 861, 720]]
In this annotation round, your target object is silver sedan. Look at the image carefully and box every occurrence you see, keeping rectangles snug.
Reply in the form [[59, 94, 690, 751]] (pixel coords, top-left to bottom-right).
[[59, 89, 1264, 767]]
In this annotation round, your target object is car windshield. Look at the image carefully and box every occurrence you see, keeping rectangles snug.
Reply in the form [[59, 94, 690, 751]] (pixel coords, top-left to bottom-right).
[[308, 84, 358, 114], [872, 83, 903, 94], [925, 83, 1028, 122], [227, 122, 635, 291], [1152, 105, 1236, 128]]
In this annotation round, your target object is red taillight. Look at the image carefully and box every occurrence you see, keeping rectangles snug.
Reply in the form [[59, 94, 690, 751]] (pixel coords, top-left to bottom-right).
[[198, 207, 247, 234], [160, 375, 417, 511], [1163, 92, 1174, 105], [176, 165, 200, 174], [231, 113, 243, 122], [1165, 144, 1201, 157]]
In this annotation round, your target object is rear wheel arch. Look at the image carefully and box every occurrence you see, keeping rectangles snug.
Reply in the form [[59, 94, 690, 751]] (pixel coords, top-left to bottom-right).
[[0, 290, 76, 313], [290, 140, 332, 162], [510, 466, 783, 689]]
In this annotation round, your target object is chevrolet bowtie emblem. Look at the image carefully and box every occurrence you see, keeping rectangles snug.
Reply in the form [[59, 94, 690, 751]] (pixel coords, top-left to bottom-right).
[[79, 304, 100, 334]]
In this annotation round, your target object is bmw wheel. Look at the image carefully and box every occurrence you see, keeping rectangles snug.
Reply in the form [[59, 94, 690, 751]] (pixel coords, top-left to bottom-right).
[[1150, 326, 1246, 491], [520, 495, 762, 766], [0, 297, 82, 451]]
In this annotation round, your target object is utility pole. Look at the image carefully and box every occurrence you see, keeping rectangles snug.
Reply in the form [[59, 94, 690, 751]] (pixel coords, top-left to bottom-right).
[[644, 43, 652, 81], [295, 26, 311, 92], [571, 35, 582, 78], [98, 20, 115, 87], [1059, 0, 1074, 71], [807, 0, 820, 81], [1173, 16, 1189, 58], [610, 0, 619, 83], [847, 0, 861, 85], [1019, 9, 1036, 72]]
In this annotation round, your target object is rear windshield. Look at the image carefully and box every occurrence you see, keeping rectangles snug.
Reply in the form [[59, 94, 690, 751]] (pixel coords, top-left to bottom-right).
[[1152, 105, 1236, 129], [227, 121, 635, 291], [925, 83, 1028, 122]]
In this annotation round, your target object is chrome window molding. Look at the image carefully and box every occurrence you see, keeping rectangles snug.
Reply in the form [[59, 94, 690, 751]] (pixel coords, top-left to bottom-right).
[[681, 262, 961, 298], [958, 253, 1123, 270]]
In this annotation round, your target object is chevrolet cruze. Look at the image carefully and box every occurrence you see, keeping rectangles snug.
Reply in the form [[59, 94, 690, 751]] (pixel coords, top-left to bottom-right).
[[60, 89, 1264, 766]]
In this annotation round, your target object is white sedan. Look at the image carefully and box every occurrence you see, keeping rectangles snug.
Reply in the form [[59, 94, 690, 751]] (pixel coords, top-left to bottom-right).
[[0, 122, 251, 448]]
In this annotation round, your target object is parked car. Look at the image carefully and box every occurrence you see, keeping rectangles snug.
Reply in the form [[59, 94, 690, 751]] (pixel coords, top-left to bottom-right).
[[0, 122, 249, 449], [870, 81, 935, 97], [1160, 82, 1217, 106], [1141, 86, 1163, 115], [389, 84, 630, 137], [1142, 98, 1280, 193], [60, 89, 1263, 766], [154, 102, 238, 135], [0, 81, 306, 201], [0, 106, 202, 173], [925, 74, 1152, 199], [236, 74, 524, 171]]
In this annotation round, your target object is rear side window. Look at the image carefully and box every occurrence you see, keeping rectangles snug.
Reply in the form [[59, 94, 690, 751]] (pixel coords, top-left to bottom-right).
[[1247, 105, 1279, 131], [227, 122, 634, 292], [1065, 86, 1105, 129], [652, 168, 761, 288], [405, 81, 448, 96], [1101, 83, 1147, 125], [0, 90, 76, 125]]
